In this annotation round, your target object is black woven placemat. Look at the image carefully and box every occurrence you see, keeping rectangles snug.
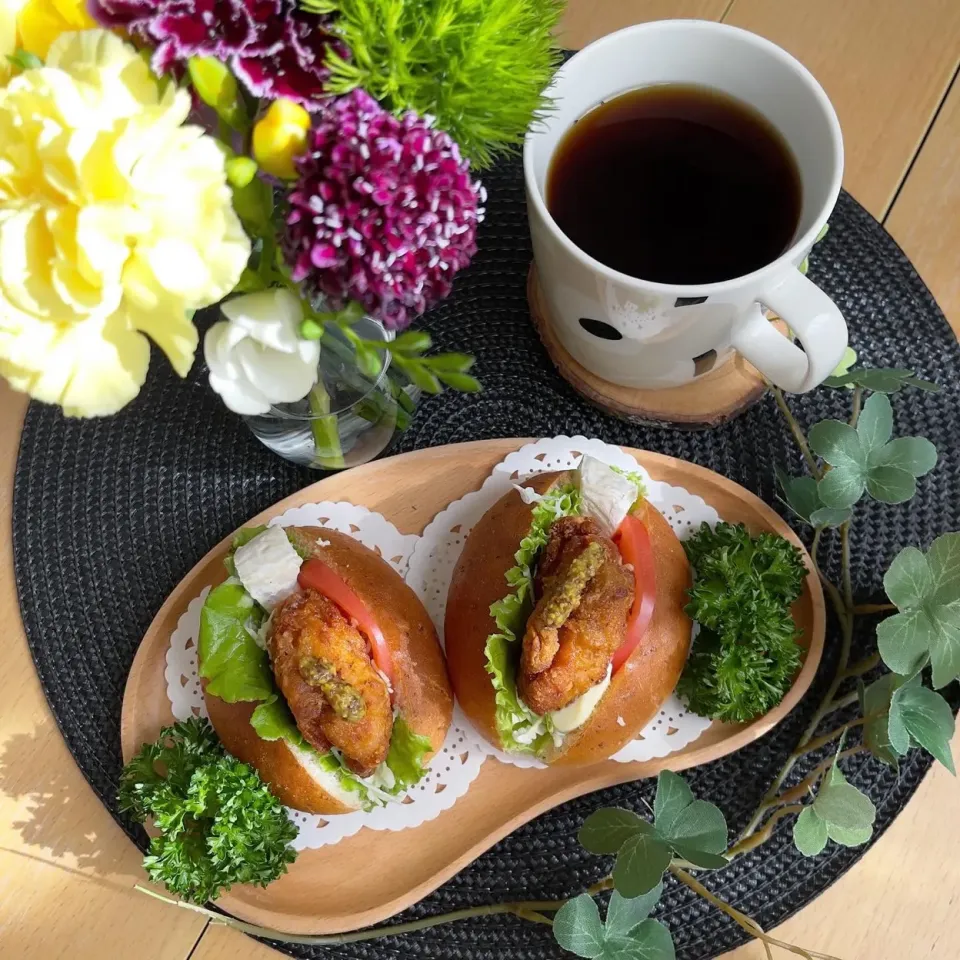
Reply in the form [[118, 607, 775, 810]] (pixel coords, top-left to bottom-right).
[[12, 149, 960, 958]]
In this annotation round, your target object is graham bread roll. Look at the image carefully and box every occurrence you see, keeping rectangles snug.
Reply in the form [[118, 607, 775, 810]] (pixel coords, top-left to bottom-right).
[[445, 472, 691, 765], [203, 526, 453, 814]]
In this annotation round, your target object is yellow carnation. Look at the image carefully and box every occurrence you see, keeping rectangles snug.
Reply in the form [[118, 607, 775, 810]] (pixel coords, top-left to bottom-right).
[[0, 30, 250, 416], [0, 0, 95, 84]]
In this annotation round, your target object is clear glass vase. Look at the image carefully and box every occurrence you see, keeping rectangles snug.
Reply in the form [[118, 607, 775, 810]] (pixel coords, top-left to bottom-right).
[[243, 316, 413, 470]]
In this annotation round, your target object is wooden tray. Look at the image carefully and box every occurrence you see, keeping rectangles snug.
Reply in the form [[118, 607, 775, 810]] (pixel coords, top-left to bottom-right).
[[121, 439, 825, 934]]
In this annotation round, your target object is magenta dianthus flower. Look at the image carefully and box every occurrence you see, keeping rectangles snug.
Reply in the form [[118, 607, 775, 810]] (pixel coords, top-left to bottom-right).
[[89, 0, 346, 109], [284, 90, 485, 330]]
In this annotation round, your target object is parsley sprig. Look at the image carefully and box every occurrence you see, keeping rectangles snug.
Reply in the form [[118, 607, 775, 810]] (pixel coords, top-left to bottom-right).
[[119, 718, 297, 904]]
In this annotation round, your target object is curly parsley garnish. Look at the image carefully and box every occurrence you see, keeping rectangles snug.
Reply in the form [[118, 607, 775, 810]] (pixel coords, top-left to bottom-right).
[[677, 522, 807, 723], [119, 717, 297, 903]]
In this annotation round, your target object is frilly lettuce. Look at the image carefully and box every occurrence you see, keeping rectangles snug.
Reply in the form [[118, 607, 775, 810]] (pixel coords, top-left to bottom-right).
[[484, 463, 647, 757], [485, 483, 582, 755]]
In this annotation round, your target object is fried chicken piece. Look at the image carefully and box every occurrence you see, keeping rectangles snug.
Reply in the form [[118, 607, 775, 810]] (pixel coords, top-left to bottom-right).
[[519, 516, 634, 715], [269, 589, 392, 777]]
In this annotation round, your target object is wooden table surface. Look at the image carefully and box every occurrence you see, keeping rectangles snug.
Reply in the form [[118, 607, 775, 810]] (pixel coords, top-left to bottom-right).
[[2, 2, 959, 958]]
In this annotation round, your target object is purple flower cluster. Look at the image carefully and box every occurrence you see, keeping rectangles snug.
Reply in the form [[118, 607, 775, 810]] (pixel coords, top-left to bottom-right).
[[90, 0, 347, 108], [284, 90, 485, 330]]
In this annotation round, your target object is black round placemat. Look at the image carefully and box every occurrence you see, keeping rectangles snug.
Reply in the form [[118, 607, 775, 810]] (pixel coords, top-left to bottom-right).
[[12, 153, 960, 959]]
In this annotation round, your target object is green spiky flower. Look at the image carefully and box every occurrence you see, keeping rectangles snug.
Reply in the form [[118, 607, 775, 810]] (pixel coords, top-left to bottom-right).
[[301, 0, 564, 169]]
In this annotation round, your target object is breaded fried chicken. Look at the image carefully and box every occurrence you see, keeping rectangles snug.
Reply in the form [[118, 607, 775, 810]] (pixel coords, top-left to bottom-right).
[[269, 589, 392, 776], [519, 516, 633, 715]]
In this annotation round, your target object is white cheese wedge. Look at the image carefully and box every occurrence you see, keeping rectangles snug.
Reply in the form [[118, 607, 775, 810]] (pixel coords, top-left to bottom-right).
[[233, 526, 303, 610], [577, 455, 638, 535], [550, 665, 613, 733]]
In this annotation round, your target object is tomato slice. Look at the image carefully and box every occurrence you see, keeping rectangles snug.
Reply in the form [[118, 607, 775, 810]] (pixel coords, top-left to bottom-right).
[[297, 559, 395, 687], [611, 513, 657, 673]]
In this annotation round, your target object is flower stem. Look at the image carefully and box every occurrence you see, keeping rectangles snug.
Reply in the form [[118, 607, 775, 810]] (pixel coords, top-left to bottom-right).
[[841, 652, 881, 679], [308, 383, 346, 470], [725, 805, 806, 860], [821, 689, 859, 717], [771, 386, 821, 480], [668, 867, 844, 960]]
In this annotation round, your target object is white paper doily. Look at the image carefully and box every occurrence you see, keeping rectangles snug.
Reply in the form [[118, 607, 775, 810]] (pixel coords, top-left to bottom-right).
[[406, 436, 717, 769], [165, 501, 486, 849]]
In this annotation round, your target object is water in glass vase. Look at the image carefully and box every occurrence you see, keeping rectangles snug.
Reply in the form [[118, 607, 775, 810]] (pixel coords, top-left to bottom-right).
[[243, 316, 412, 470]]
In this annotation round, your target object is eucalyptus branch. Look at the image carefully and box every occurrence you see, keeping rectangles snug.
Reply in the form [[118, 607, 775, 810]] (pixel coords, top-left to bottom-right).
[[134, 885, 572, 944], [771, 386, 821, 480], [852, 603, 895, 615], [848, 386, 863, 428], [725, 805, 806, 860], [821, 689, 859, 716], [841, 653, 881, 679], [668, 867, 844, 960], [793, 716, 872, 759]]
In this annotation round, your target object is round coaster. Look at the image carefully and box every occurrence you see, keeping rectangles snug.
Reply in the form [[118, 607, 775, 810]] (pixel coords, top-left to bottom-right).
[[528, 263, 788, 428]]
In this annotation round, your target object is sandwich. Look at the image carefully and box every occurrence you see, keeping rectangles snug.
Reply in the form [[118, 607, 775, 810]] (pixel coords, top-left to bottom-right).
[[444, 456, 691, 764], [198, 525, 452, 813]]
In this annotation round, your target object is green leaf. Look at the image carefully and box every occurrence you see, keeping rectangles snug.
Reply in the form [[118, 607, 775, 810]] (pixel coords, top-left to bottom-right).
[[877, 537, 960, 687], [825, 367, 939, 393], [553, 895, 605, 958], [809, 420, 864, 469], [826, 822, 873, 847], [436, 371, 482, 393], [232, 176, 274, 230], [809, 506, 852, 528], [391, 330, 432, 354], [604, 920, 676, 960], [793, 807, 828, 856], [613, 825, 673, 898], [233, 266, 268, 294], [928, 533, 960, 604], [856, 392, 893, 453], [818, 467, 865, 509], [425, 352, 475, 373], [399, 358, 442, 393], [889, 678, 956, 774], [864, 465, 917, 504], [354, 343, 383, 379], [884, 546, 933, 609], [250, 694, 301, 741], [869, 437, 938, 477], [776, 469, 820, 524], [6, 49, 42, 70], [580, 808, 648, 854], [813, 765, 876, 835], [877, 609, 935, 677], [650, 772, 727, 866], [188, 56, 246, 129], [651, 771, 694, 835], [198, 582, 273, 702], [861, 673, 903, 768], [659, 800, 727, 857], [225, 156, 258, 188], [604, 886, 663, 938], [385, 716, 434, 791]]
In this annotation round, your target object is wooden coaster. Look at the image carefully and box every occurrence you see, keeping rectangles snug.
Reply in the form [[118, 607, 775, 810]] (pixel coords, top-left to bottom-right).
[[528, 264, 785, 428]]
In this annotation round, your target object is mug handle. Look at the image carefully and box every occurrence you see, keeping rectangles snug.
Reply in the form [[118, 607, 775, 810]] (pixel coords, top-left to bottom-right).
[[729, 269, 848, 393]]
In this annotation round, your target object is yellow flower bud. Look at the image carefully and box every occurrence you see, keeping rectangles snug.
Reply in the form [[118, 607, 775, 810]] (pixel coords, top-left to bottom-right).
[[253, 99, 311, 179]]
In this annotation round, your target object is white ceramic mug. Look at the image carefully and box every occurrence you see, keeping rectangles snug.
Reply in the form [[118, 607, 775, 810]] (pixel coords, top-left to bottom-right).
[[524, 20, 848, 393]]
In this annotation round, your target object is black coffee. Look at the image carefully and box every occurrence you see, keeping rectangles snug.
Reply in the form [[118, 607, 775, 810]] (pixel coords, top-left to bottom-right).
[[546, 84, 802, 285]]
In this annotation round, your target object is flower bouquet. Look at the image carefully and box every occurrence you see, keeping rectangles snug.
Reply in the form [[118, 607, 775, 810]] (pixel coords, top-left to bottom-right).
[[0, 0, 563, 465]]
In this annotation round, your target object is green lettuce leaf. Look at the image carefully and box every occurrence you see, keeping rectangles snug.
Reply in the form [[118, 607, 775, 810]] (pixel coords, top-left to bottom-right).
[[198, 581, 272, 702], [610, 465, 648, 512], [385, 716, 434, 792], [485, 483, 581, 755]]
